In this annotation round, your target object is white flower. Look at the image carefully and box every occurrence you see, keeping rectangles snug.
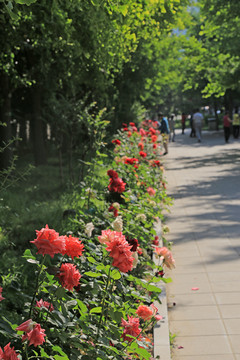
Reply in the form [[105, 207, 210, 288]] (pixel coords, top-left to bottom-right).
[[112, 202, 120, 210], [163, 225, 170, 233], [112, 216, 123, 232], [136, 213, 147, 222], [85, 222, 94, 237], [148, 199, 157, 206], [132, 251, 138, 269]]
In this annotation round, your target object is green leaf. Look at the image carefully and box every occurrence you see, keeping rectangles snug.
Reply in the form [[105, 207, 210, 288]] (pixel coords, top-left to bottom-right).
[[40, 348, 50, 358], [87, 256, 97, 264], [90, 306, 102, 314], [55, 287, 66, 299], [15, 0, 37, 5], [22, 249, 36, 260], [145, 284, 162, 293], [84, 271, 103, 277], [75, 299, 88, 314], [53, 346, 69, 359], [110, 269, 121, 280], [161, 277, 172, 283]]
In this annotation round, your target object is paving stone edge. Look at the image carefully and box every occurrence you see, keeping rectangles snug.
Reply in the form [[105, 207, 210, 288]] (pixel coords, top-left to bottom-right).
[[153, 219, 171, 360]]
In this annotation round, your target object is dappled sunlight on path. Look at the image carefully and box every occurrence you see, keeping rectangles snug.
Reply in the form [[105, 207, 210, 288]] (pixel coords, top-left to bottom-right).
[[164, 128, 240, 359]]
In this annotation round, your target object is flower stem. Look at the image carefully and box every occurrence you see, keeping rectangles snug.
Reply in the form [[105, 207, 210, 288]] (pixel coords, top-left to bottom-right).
[[95, 266, 112, 342], [29, 256, 46, 318]]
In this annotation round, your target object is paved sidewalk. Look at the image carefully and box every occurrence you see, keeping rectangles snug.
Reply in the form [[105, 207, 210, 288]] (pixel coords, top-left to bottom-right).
[[164, 129, 240, 360]]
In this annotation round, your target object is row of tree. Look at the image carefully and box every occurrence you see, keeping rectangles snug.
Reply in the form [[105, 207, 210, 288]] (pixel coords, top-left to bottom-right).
[[1, 0, 240, 171], [0, 0, 188, 169]]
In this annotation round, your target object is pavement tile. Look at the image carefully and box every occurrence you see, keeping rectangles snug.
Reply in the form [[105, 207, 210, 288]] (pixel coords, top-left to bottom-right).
[[171, 335, 232, 356], [219, 305, 240, 319], [212, 281, 240, 293], [215, 292, 240, 305], [208, 271, 240, 282], [173, 356, 235, 360], [167, 273, 212, 294], [167, 292, 216, 306], [205, 258, 240, 272], [168, 305, 221, 321], [170, 319, 225, 336], [224, 319, 240, 335], [229, 335, 240, 353]]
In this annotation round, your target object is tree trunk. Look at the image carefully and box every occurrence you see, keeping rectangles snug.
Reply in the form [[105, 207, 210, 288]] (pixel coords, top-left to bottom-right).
[[213, 98, 219, 131], [224, 89, 234, 118], [19, 115, 27, 145], [31, 86, 47, 165], [0, 73, 12, 170]]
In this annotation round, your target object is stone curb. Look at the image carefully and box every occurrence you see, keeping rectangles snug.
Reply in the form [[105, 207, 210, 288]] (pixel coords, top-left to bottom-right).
[[153, 219, 171, 360]]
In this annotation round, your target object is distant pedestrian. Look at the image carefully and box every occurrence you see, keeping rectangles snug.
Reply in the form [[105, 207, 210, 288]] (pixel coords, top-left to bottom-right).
[[190, 112, 196, 138], [158, 113, 170, 155], [232, 108, 239, 139], [168, 114, 175, 142], [193, 109, 203, 143], [223, 111, 232, 143], [181, 113, 187, 134]]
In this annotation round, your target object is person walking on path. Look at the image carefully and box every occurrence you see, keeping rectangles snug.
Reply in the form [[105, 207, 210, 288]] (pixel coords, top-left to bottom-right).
[[232, 108, 239, 139], [223, 110, 232, 143], [181, 112, 187, 134], [193, 109, 203, 142], [168, 114, 175, 142], [189, 112, 196, 138], [158, 112, 170, 155]]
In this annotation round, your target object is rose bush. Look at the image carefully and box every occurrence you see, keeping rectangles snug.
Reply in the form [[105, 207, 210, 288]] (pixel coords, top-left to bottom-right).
[[0, 119, 175, 359]]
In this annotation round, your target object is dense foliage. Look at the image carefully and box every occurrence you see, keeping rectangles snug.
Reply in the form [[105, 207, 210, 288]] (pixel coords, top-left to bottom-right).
[[0, 0, 189, 170], [0, 120, 174, 359]]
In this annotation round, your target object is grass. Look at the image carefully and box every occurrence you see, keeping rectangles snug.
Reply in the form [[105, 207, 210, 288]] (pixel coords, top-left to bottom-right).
[[0, 154, 74, 252]]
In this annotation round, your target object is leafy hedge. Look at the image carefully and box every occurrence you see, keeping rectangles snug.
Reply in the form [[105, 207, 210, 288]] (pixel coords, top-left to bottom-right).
[[0, 119, 175, 360]]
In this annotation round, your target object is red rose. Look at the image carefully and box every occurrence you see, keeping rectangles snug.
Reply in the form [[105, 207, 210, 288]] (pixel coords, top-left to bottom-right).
[[0, 343, 19, 360], [121, 316, 141, 342], [147, 187, 156, 196], [31, 225, 65, 258], [124, 158, 138, 165], [63, 235, 84, 260], [151, 135, 158, 143], [149, 127, 156, 135], [108, 205, 118, 217], [112, 139, 121, 145], [139, 151, 147, 158], [16, 319, 35, 333], [139, 128, 146, 136], [27, 324, 46, 347], [58, 263, 81, 291], [126, 237, 139, 252], [0, 287, 4, 302], [106, 234, 134, 273], [36, 299, 54, 312], [136, 305, 153, 321], [108, 177, 126, 193], [107, 169, 119, 178]]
